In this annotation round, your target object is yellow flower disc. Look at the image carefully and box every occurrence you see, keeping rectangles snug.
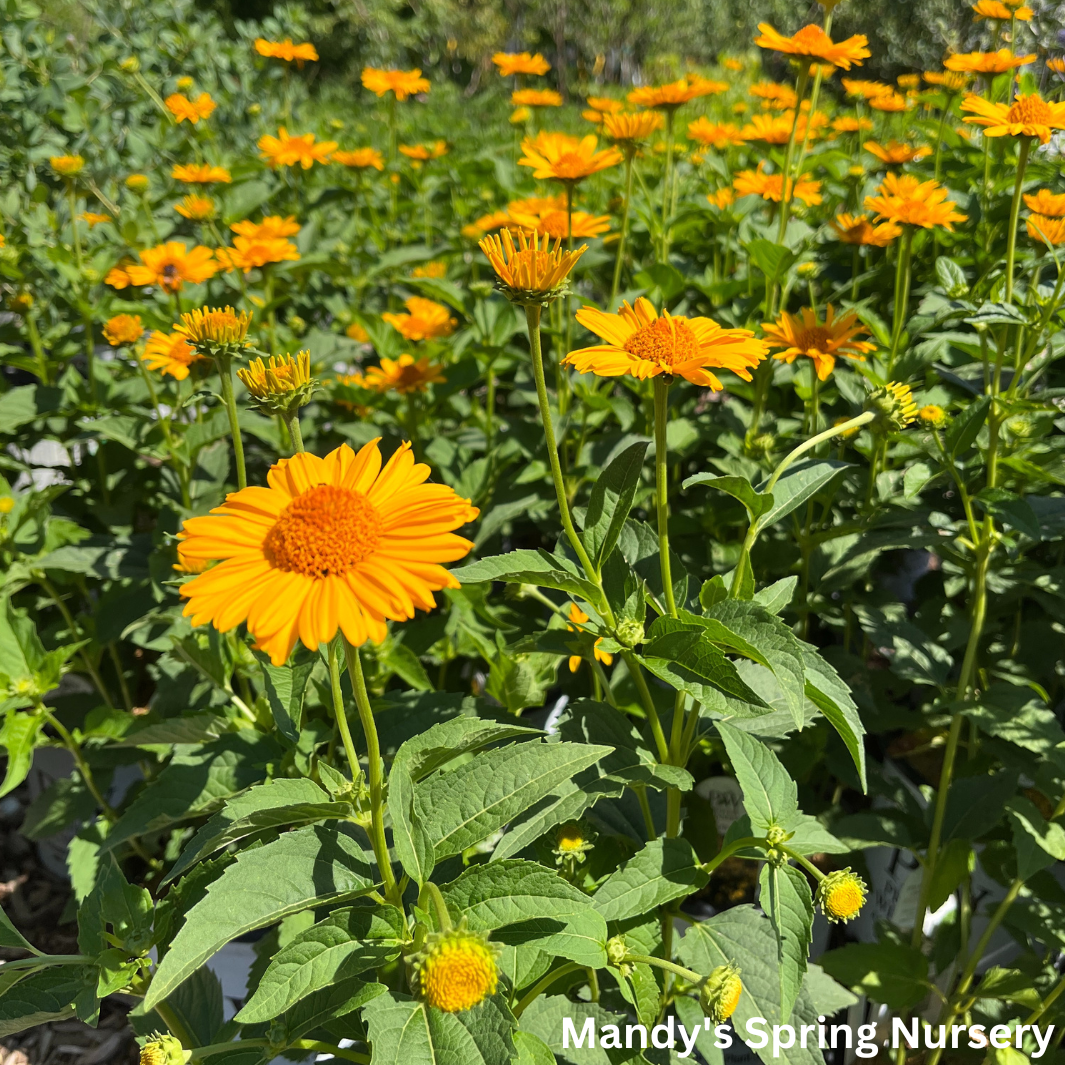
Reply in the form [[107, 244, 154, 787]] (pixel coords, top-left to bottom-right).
[[818, 869, 868, 922], [418, 930, 499, 1013]]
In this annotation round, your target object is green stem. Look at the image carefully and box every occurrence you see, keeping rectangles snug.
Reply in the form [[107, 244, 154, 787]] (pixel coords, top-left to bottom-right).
[[283, 410, 305, 454], [43, 709, 116, 824], [108, 643, 133, 711], [343, 639, 400, 906], [513, 962, 584, 1018], [1005, 137, 1032, 305], [424, 881, 453, 931], [660, 109, 676, 261], [26, 308, 50, 385], [327, 638, 362, 785], [623, 953, 702, 986], [611, 152, 636, 306], [215, 355, 247, 490], [621, 649, 670, 763], [653, 377, 677, 618], [774, 67, 811, 250], [38, 577, 113, 707], [889, 226, 914, 370]]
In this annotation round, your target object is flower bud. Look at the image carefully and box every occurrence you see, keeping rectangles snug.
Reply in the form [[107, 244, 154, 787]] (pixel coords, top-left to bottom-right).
[[700, 964, 743, 1023], [615, 616, 645, 648], [412, 927, 500, 1013], [865, 381, 918, 432], [607, 935, 628, 969], [176, 306, 253, 361], [140, 1033, 190, 1065], [918, 404, 949, 430], [816, 868, 867, 923], [237, 351, 316, 417], [553, 821, 595, 865]]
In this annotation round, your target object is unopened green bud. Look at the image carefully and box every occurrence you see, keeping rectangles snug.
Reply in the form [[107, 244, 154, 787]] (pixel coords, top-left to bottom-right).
[[700, 964, 743, 1023], [615, 616, 645, 648], [865, 381, 918, 432], [140, 1033, 190, 1065]]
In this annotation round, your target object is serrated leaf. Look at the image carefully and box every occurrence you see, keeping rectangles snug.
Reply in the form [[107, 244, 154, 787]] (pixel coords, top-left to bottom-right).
[[280, 975, 387, 1041], [145, 825, 377, 1009], [818, 941, 929, 1010], [253, 653, 314, 743], [0, 903, 39, 954], [0, 710, 42, 799], [583, 441, 649, 567], [683, 472, 772, 520], [592, 837, 708, 922], [452, 549, 600, 601], [800, 647, 866, 789], [946, 395, 990, 457], [0, 966, 99, 1038], [716, 722, 798, 833], [759, 862, 813, 1018], [1009, 796, 1065, 880], [756, 460, 851, 528]]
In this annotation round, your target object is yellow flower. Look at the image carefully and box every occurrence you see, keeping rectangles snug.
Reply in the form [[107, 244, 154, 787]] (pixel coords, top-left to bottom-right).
[[944, 50, 1036, 74], [176, 306, 252, 355], [216, 236, 300, 273], [829, 213, 902, 247], [382, 297, 457, 341], [1049, 58, 1065, 77], [734, 162, 823, 207], [688, 118, 746, 148], [601, 111, 664, 144], [254, 38, 318, 65], [511, 106, 531, 124], [518, 131, 622, 183], [918, 404, 948, 428], [171, 163, 231, 184], [553, 820, 595, 864], [103, 314, 144, 346], [762, 306, 875, 381], [178, 441, 477, 665], [333, 148, 385, 170], [741, 111, 828, 145], [259, 128, 337, 169], [707, 188, 735, 210], [174, 194, 216, 220], [865, 172, 967, 231], [176, 76, 194, 90], [399, 141, 448, 163], [415, 928, 499, 1013], [864, 140, 931, 165], [361, 354, 446, 394], [0, 497, 13, 515], [79, 211, 112, 227], [493, 52, 550, 77], [750, 81, 798, 110], [962, 92, 1065, 144], [866, 382, 919, 431], [1024, 190, 1065, 216], [139, 1033, 190, 1065], [512, 89, 563, 108], [586, 96, 624, 115], [897, 73, 922, 89], [361, 67, 430, 100], [121, 242, 218, 292], [165, 92, 216, 124], [142, 331, 203, 380], [842, 78, 892, 99], [972, 0, 1032, 19], [566, 297, 766, 389], [1026, 214, 1065, 245], [816, 869, 868, 923], [924, 70, 972, 91], [50, 155, 85, 177], [566, 603, 613, 672], [346, 322, 370, 342], [231, 216, 300, 241], [515, 209, 611, 240], [479, 229, 587, 305], [411, 261, 447, 279], [754, 23, 870, 69], [832, 115, 874, 133], [627, 76, 726, 110], [868, 91, 910, 113], [463, 210, 513, 241], [700, 964, 743, 1023], [125, 174, 150, 190], [238, 351, 314, 414]]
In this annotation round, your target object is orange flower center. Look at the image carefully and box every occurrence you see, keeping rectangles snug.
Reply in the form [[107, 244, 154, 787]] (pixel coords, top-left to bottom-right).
[[794, 326, 833, 353], [792, 25, 828, 51], [624, 317, 698, 368], [551, 152, 591, 179], [1008, 96, 1051, 125], [264, 485, 381, 577]]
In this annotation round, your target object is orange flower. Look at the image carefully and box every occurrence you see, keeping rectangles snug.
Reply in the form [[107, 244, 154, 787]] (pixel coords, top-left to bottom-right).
[[333, 148, 385, 170], [50, 155, 84, 177], [507, 195, 567, 216], [972, 0, 1032, 18], [924, 70, 972, 91], [1048, 58, 1065, 77], [259, 128, 337, 168], [602, 111, 664, 143], [723, 58, 744, 72], [508, 207, 611, 240], [688, 118, 746, 148], [361, 354, 446, 393], [586, 96, 624, 114], [944, 50, 1036, 74], [79, 211, 112, 227], [962, 93, 1065, 143], [566, 603, 613, 672], [842, 78, 892, 99], [361, 67, 430, 100], [1024, 190, 1065, 217], [172, 163, 231, 184], [741, 111, 828, 145], [734, 163, 823, 207], [864, 140, 931, 164], [493, 52, 550, 77], [707, 188, 735, 210], [829, 213, 902, 246], [411, 261, 447, 278], [750, 81, 798, 110], [399, 141, 448, 163], [217, 236, 300, 273], [231, 215, 300, 240], [754, 23, 870, 70], [1027, 215, 1065, 245], [254, 38, 318, 65], [461, 210, 513, 241], [627, 76, 726, 110], [165, 92, 216, 124], [833, 116, 874, 133], [518, 132, 622, 183], [382, 297, 458, 341], [897, 74, 922, 90], [142, 330, 203, 379], [103, 314, 143, 346], [104, 263, 133, 289], [174, 194, 216, 220], [869, 92, 910, 113], [512, 89, 563, 108], [479, 229, 586, 300], [865, 172, 967, 230], [565, 297, 767, 389], [762, 305, 875, 380], [122, 242, 218, 292]]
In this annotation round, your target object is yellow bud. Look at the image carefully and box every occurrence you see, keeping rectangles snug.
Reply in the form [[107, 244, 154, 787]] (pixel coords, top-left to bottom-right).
[[0, 496, 14, 514], [700, 964, 743, 1023], [414, 928, 499, 1013], [918, 404, 948, 429], [866, 381, 918, 432], [816, 868, 867, 923]]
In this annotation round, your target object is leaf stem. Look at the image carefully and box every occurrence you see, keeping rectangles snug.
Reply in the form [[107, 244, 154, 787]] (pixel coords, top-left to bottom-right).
[[653, 377, 677, 619], [215, 354, 247, 490], [1005, 137, 1032, 305], [512, 962, 584, 1018]]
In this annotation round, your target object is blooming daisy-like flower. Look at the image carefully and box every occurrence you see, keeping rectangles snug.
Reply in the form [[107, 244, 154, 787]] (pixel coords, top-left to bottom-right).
[[962, 92, 1065, 144], [762, 305, 875, 381], [508, 195, 568, 216], [165, 92, 216, 124], [103, 314, 144, 346], [512, 88, 563, 108], [842, 78, 892, 99], [399, 141, 448, 163], [944, 50, 1036, 74], [79, 211, 112, 227], [586, 96, 624, 115], [897, 73, 922, 90], [816, 869, 868, 923], [259, 128, 337, 168], [522, 209, 611, 240], [50, 155, 85, 177], [142, 330, 202, 379], [972, 0, 1032, 19], [411, 261, 447, 279], [829, 213, 902, 246], [750, 81, 798, 110], [865, 172, 967, 230], [172, 163, 232, 184], [125, 174, 150, 190], [602, 110, 664, 144], [864, 140, 931, 164], [707, 188, 735, 210], [176, 306, 252, 354], [462, 210, 513, 241], [333, 148, 385, 170], [174, 194, 216, 220], [382, 296, 458, 341], [360, 354, 446, 394], [1027, 214, 1065, 245], [231, 215, 301, 241], [493, 52, 550, 77], [924, 70, 971, 91], [345, 322, 370, 343], [754, 23, 870, 69], [518, 132, 622, 183], [734, 163, 823, 207], [1024, 190, 1065, 216], [700, 965, 743, 1024], [217, 236, 300, 273], [565, 297, 767, 389], [1049, 58, 1065, 77], [237, 351, 314, 415], [414, 928, 499, 1013], [628, 76, 726, 110], [254, 38, 318, 65], [868, 91, 910, 113], [688, 118, 746, 148], [833, 115, 874, 133], [741, 111, 828, 145], [361, 67, 430, 100], [918, 404, 948, 428], [120, 242, 218, 292], [566, 603, 613, 672], [479, 229, 586, 304], [177, 441, 477, 665]]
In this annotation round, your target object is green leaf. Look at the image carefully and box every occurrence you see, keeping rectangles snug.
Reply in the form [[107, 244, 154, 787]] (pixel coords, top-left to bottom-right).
[[818, 941, 929, 1010], [129, 967, 226, 1048], [451, 549, 600, 601], [163, 778, 354, 885], [592, 838, 708, 922], [514, 1030, 557, 1065], [759, 862, 814, 1019], [20, 773, 88, 840], [927, 838, 974, 911], [0, 903, 39, 954], [145, 824, 377, 1009], [0, 966, 99, 1038], [941, 771, 1016, 843], [716, 721, 798, 833], [114, 714, 227, 747], [975, 967, 1042, 1008], [441, 860, 608, 967], [935, 256, 968, 298], [0, 710, 42, 799], [963, 685, 1065, 753], [754, 577, 798, 616], [975, 488, 1042, 541], [756, 461, 851, 529], [1008, 796, 1065, 879], [683, 472, 772, 520], [253, 653, 314, 743], [746, 239, 798, 283], [583, 441, 649, 567], [519, 996, 642, 1065], [379, 638, 434, 691], [800, 647, 866, 789], [281, 976, 388, 1041], [946, 395, 990, 457], [415, 740, 613, 860]]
